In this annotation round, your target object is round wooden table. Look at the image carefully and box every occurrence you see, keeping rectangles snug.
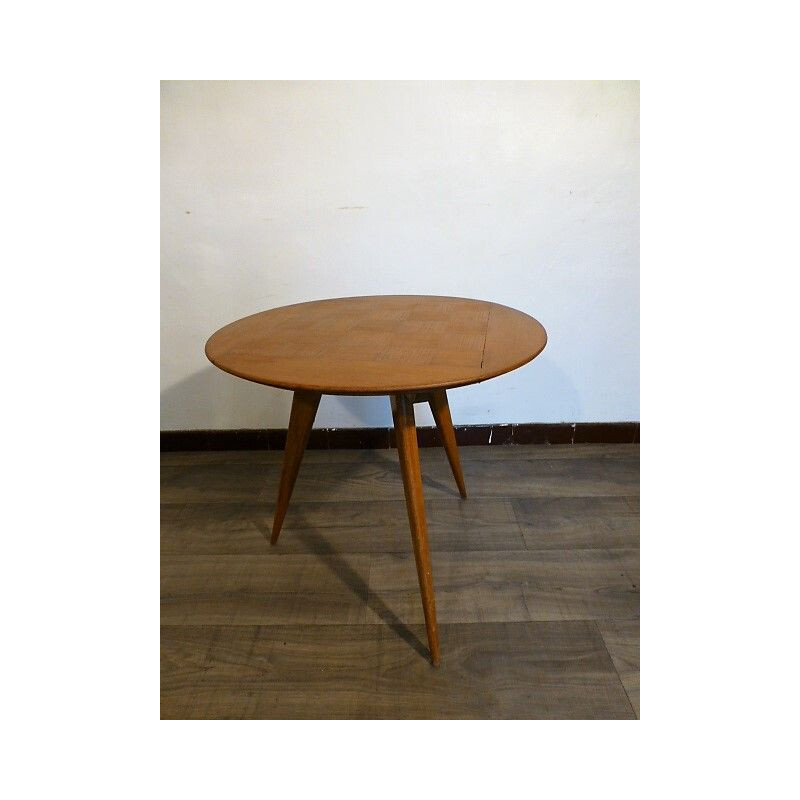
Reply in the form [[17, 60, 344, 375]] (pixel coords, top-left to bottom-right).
[[206, 295, 547, 665]]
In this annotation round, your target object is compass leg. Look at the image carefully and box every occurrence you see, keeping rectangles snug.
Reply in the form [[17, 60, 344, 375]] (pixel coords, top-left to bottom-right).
[[428, 389, 467, 498], [391, 393, 441, 666], [271, 390, 321, 545]]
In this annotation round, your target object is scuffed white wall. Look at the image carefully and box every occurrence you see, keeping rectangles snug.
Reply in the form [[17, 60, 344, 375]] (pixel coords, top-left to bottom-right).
[[161, 80, 638, 430]]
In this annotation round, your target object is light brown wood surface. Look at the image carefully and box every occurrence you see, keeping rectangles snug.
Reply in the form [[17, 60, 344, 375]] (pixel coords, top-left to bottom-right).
[[427, 389, 467, 498], [270, 390, 321, 545], [391, 394, 441, 665], [205, 295, 547, 395]]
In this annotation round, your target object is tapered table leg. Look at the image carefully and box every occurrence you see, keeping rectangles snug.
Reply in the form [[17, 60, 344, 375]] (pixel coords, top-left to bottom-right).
[[391, 393, 441, 666], [428, 389, 467, 498], [271, 390, 321, 545]]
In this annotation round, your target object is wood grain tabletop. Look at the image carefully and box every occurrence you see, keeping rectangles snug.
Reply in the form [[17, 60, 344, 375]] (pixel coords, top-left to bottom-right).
[[205, 295, 547, 395]]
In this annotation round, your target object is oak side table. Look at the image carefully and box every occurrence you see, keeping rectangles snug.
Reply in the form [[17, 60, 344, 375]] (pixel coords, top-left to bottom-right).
[[205, 295, 547, 665]]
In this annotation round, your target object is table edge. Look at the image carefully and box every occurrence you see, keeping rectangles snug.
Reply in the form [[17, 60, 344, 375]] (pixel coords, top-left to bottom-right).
[[204, 297, 547, 395]]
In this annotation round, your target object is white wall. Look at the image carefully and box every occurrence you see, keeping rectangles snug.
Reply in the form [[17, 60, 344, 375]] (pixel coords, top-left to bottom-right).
[[161, 81, 639, 431]]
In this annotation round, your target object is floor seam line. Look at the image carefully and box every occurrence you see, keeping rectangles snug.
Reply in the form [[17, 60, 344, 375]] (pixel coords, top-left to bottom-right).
[[506, 498, 531, 551], [595, 620, 638, 719]]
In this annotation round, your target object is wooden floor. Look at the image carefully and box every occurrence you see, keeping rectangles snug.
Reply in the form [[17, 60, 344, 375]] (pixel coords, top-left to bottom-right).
[[161, 443, 639, 719]]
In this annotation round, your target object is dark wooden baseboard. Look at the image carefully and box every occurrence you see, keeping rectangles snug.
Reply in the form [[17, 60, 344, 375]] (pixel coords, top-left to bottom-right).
[[161, 422, 639, 452]]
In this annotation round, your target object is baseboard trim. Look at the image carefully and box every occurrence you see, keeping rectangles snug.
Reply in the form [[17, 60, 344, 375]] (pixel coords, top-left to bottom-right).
[[160, 422, 639, 451]]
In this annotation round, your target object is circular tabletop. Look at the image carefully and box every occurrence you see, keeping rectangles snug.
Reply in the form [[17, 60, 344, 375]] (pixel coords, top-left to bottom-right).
[[205, 295, 547, 395]]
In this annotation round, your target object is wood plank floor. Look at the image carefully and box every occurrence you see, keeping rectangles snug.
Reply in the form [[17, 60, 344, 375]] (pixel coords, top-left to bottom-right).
[[161, 443, 640, 719]]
